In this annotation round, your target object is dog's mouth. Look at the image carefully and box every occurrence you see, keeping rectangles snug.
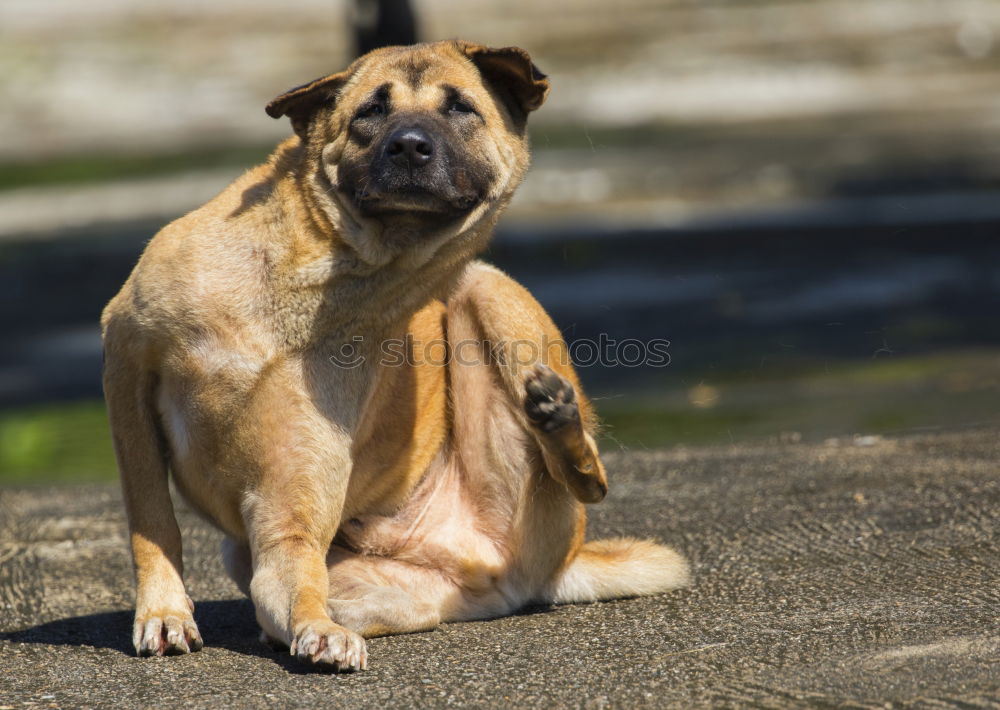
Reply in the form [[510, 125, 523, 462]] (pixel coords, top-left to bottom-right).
[[353, 184, 482, 219], [333, 134, 495, 225]]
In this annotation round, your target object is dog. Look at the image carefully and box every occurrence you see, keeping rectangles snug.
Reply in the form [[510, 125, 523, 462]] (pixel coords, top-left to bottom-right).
[[101, 40, 689, 672]]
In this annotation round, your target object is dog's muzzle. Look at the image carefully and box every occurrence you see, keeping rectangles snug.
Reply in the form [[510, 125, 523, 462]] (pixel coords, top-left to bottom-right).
[[385, 127, 434, 170]]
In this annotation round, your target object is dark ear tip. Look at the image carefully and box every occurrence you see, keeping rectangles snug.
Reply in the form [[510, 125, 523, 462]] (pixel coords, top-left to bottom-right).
[[459, 41, 550, 112], [265, 70, 350, 124]]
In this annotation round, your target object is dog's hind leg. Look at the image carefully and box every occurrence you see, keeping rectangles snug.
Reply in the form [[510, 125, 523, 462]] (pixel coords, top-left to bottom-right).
[[328, 585, 442, 638], [521, 363, 608, 503], [446, 261, 607, 503], [445, 261, 690, 604], [511, 365, 692, 605], [325, 549, 447, 638]]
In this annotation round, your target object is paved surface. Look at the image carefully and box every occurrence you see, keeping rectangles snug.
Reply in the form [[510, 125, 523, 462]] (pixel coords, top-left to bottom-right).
[[2, 429, 999, 708]]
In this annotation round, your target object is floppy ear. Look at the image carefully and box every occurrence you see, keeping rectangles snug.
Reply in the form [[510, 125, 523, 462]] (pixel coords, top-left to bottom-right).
[[459, 43, 550, 122], [265, 70, 350, 140]]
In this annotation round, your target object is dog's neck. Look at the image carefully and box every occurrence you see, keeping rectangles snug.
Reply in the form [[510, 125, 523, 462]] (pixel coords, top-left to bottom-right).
[[264, 147, 503, 345]]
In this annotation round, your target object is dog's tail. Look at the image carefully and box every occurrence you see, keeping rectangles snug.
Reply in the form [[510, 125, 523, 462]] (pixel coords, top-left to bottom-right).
[[547, 538, 690, 604]]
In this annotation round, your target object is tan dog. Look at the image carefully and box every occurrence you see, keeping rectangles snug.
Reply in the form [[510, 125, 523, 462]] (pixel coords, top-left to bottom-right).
[[101, 40, 689, 672]]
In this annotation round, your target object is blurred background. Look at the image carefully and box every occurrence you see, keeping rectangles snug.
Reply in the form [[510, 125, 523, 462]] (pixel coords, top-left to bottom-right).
[[1, 0, 999, 483]]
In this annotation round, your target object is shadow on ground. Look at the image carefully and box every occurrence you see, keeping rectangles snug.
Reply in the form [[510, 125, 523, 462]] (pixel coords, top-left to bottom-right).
[[0, 600, 259, 657], [1, 597, 563, 674]]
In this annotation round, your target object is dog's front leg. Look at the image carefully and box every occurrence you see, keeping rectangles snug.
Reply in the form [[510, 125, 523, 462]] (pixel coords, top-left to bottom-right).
[[241, 414, 367, 672], [103, 354, 203, 657], [249, 532, 367, 671]]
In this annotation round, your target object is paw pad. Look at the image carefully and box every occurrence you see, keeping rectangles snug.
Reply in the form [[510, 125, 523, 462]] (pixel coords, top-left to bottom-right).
[[524, 364, 579, 433]]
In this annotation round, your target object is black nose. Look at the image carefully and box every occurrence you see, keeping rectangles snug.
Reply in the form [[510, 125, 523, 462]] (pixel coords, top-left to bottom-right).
[[385, 128, 434, 168]]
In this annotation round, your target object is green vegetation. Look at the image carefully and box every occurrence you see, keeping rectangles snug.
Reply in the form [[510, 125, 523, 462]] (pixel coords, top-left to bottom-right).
[[598, 350, 1000, 450], [0, 400, 116, 483], [0, 144, 272, 193], [599, 407, 757, 448]]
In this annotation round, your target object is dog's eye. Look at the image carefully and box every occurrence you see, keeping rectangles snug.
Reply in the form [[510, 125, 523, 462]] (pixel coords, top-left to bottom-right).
[[449, 99, 475, 115], [356, 103, 386, 120]]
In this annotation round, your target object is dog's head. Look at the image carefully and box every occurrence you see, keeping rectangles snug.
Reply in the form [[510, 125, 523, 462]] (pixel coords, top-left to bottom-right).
[[267, 41, 549, 263]]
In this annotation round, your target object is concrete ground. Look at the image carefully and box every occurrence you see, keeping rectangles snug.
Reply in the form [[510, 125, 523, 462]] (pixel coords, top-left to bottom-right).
[[1, 429, 998, 708]]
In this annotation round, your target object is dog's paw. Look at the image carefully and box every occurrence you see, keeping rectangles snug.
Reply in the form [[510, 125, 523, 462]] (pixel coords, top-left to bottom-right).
[[290, 620, 367, 672], [524, 364, 580, 433], [133, 609, 203, 657]]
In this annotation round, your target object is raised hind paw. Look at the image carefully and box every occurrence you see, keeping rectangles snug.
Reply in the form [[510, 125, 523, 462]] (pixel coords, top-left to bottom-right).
[[523, 364, 607, 503], [524, 364, 580, 433]]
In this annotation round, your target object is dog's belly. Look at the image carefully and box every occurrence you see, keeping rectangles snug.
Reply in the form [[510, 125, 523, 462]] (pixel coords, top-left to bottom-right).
[[333, 449, 525, 617], [340, 453, 506, 566], [332, 388, 558, 620]]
